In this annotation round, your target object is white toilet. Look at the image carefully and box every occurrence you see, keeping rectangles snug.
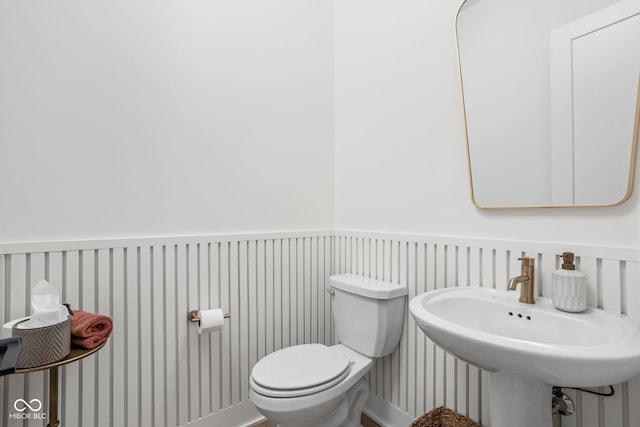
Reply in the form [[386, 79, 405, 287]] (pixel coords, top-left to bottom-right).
[[249, 273, 408, 427]]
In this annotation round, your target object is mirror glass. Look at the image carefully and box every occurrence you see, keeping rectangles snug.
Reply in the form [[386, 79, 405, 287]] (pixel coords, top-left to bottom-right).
[[457, 0, 639, 208]]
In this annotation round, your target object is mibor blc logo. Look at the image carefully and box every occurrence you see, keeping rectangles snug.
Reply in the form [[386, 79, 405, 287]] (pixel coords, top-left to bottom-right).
[[8, 398, 47, 420]]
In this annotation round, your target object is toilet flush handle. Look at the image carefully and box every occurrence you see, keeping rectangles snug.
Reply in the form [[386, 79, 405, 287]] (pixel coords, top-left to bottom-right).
[[327, 289, 335, 296]]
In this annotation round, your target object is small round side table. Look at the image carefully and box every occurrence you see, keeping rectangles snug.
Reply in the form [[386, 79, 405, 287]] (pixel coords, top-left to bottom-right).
[[14, 341, 107, 427]]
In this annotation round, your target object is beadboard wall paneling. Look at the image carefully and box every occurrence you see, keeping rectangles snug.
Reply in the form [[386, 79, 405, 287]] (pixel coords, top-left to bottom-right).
[[333, 231, 640, 427], [0, 232, 334, 427], [2, 230, 639, 427]]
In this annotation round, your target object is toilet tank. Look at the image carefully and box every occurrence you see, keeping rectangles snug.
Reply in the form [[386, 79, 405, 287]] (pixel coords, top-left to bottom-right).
[[330, 274, 408, 358]]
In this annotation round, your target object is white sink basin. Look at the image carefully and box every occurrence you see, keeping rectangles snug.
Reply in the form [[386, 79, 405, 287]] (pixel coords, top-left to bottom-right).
[[409, 287, 640, 386], [410, 287, 640, 427]]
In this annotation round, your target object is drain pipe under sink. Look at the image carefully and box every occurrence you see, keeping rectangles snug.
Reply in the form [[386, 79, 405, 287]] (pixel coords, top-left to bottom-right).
[[551, 384, 615, 426], [552, 387, 575, 427]]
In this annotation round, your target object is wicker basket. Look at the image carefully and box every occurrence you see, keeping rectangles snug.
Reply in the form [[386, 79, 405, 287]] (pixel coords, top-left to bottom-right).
[[12, 317, 71, 369], [410, 406, 482, 427]]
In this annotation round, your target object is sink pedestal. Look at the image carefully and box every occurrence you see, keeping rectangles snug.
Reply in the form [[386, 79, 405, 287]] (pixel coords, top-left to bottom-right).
[[488, 372, 552, 427]]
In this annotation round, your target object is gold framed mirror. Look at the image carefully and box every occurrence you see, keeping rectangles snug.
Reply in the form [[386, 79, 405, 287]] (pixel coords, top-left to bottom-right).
[[456, 0, 640, 208]]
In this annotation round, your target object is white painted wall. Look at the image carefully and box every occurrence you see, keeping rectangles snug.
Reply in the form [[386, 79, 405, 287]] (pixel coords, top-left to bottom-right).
[[334, 0, 640, 248], [0, 0, 334, 243], [3, 0, 637, 247]]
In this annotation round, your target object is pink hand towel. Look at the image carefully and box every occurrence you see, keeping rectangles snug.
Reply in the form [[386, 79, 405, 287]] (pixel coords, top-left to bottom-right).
[[70, 310, 113, 349]]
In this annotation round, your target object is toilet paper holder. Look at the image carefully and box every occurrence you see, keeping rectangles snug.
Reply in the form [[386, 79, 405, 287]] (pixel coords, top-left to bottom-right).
[[189, 310, 230, 325]]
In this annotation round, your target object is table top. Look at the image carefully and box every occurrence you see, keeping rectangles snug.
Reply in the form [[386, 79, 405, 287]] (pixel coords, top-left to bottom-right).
[[15, 341, 107, 374]]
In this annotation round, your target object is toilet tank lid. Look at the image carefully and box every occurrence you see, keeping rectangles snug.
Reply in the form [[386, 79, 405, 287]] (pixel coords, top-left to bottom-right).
[[329, 274, 408, 299]]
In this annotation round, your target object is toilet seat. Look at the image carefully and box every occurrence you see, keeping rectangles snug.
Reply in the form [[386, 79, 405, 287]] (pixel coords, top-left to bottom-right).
[[250, 344, 352, 398]]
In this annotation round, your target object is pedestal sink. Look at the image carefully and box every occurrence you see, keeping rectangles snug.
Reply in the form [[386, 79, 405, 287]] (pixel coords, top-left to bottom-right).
[[409, 287, 640, 427]]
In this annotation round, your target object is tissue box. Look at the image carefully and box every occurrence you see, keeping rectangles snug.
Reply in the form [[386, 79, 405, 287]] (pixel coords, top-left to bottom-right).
[[12, 317, 71, 369]]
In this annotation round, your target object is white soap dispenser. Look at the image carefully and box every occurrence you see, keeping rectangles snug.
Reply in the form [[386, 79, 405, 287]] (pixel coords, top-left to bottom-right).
[[552, 252, 587, 312]]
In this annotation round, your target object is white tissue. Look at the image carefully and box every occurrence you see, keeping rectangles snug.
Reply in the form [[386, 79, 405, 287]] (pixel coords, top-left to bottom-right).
[[15, 279, 69, 329], [2, 317, 29, 338]]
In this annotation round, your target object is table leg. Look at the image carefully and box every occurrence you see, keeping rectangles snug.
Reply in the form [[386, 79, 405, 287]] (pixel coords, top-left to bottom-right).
[[47, 366, 60, 427]]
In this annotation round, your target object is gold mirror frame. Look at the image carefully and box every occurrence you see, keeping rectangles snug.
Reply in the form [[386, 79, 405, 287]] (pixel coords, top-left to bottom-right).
[[455, 1, 640, 209]]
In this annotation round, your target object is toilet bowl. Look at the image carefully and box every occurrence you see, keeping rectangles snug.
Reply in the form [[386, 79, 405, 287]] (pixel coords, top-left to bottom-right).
[[249, 274, 408, 427], [249, 344, 373, 427]]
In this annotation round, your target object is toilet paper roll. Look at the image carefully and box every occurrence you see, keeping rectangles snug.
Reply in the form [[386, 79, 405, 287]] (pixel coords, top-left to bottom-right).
[[197, 309, 225, 334]]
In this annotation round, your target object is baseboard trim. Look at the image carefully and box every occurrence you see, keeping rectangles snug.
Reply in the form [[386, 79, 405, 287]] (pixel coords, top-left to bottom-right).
[[182, 401, 266, 427], [363, 392, 414, 427], [183, 394, 412, 427]]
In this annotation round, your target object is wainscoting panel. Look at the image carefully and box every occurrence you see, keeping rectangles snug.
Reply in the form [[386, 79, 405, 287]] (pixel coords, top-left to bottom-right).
[[333, 231, 640, 427], [0, 232, 334, 427], [2, 230, 639, 427]]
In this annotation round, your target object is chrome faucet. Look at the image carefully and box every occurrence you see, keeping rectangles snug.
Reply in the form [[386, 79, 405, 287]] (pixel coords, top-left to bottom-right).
[[508, 257, 535, 304]]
